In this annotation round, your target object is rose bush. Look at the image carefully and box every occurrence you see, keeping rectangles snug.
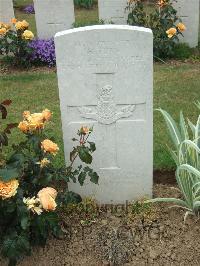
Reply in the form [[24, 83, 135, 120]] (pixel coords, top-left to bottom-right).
[[0, 18, 34, 67], [127, 0, 186, 59], [0, 103, 99, 266]]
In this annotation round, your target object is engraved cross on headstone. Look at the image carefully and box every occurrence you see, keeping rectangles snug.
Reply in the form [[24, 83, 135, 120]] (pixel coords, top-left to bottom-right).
[[78, 73, 136, 170]]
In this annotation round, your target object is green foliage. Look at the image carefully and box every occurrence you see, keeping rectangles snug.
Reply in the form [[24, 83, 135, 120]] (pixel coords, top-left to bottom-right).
[[0, 20, 33, 68], [2, 232, 30, 266], [0, 100, 17, 165], [127, 0, 184, 58], [148, 104, 200, 221], [64, 197, 98, 226], [131, 199, 152, 215], [173, 43, 192, 60], [0, 107, 99, 265], [74, 0, 97, 9]]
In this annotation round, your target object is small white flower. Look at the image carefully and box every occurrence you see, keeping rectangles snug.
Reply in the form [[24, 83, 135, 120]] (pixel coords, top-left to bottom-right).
[[23, 196, 43, 215]]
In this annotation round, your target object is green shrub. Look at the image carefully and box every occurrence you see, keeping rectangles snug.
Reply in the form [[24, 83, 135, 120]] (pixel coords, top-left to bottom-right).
[[173, 43, 192, 60], [74, 0, 97, 9], [73, 19, 104, 28], [127, 0, 186, 59], [0, 18, 34, 68]]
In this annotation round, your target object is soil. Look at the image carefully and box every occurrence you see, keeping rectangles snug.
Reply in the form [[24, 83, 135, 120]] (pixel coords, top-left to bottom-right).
[[0, 183, 200, 266], [153, 169, 176, 185]]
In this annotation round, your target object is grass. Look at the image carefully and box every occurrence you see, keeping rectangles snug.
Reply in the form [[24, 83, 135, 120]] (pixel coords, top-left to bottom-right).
[[1, 63, 200, 170]]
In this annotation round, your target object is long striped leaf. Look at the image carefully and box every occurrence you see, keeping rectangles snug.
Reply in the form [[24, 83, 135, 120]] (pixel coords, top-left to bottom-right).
[[146, 198, 188, 208], [157, 108, 182, 149], [177, 164, 200, 180], [180, 111, 189, 140]]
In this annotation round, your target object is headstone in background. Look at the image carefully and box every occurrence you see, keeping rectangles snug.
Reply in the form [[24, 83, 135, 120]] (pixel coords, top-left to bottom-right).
[[33, 0, 75, 39], [55, 25, 153, 204], [173, 0, 200, 48], [0, 0, 15, 24], [98, 0, 129, 24]]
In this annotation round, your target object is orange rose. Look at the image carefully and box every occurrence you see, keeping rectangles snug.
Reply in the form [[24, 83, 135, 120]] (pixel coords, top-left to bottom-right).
[[11, 18, 17, 24], [18, 121, 29, 133], [4, 23, 11, 30], [0, 179, 19, 199], [166, 27, 177, 38], [41, 139, 59, 155], [37, 187, 57, 211], [0, 28, 7, 36], [177, 23, 186, 32], [80, 126, 90, 135], [19, 109, 52, 134], [158, 0, 167, 7]]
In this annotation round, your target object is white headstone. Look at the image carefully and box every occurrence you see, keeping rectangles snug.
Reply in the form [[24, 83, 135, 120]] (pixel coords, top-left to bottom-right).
[[33, 0, 75, 39], [55, 25, 153, 204], [98, 0, 128, 24], [0, 0, 15, 24], [173, 0, 200, 47]]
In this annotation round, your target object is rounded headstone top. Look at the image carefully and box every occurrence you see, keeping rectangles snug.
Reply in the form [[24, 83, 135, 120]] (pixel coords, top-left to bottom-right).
[[54, 24, 152, 39]]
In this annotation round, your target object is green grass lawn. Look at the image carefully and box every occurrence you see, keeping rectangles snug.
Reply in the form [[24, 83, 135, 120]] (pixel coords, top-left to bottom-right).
[[1, 63, 200, 170]]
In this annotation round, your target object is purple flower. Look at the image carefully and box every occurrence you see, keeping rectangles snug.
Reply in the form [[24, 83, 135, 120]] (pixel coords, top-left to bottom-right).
[[28, 39, 56, 67], [24, 4, 35, 14]]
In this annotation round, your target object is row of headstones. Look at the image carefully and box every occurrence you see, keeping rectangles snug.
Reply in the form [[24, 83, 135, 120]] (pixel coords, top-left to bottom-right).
[[1, 0, 200, 47]]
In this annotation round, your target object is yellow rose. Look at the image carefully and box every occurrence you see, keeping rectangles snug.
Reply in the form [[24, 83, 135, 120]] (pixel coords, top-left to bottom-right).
[[41, 139, 59, 155], [21, 20, 29, 29], [29, 113, 44, 122], [22, 30, 34, 40], [27, 113, 44, 130], [37, 187, 57, 211], [0, 179, 19, 199], [38, 158, 50, 168], [19, 109, 52, 134], [15, 20, 29, 31], [42, 109, 52, 121], [166, 27, 177, 38], [177, 23, 186, 32], [0, 28, 7, 36], [18, 121, 29, 133], [28, 120, 44, 131], [15, 21, 24, 30]]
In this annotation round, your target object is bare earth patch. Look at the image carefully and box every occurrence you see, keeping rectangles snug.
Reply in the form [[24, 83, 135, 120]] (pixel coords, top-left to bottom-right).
[[1, 184, 200, 266]]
